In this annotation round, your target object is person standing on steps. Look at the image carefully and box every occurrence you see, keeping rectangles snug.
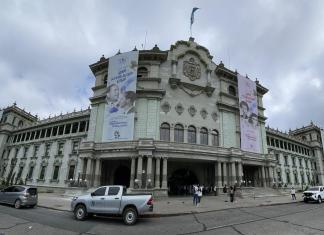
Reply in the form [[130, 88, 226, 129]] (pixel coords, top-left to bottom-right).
[[230, 186, 234, 203], [291, 187, 296, 200]]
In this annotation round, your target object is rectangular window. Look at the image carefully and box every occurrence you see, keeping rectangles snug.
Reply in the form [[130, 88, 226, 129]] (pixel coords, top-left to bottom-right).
[[58, 142, 64, 155], [23, 146, 28, 158], [34, 145, 39, 157], [40, 129, 46, 138], [52, 126, 58, 136], [288, 143, 291, 151], [71, 122, 78, 133], [26, 132, 30, 141], [58, 125, 64, 135], [64, 124, 71, 134], [280, 140, 283, 149], [45, 143, 51, 157], [28, 166, 34, 179], [79, 121, 86, 132], [17, 167, 24, 179], [284, 156, 288, 166], [46, 128, 51, 138], [15, 148, 19, 158], [30, 131, 35, 140], [286, 172, 291, 184], [72, 141, 79, 154], [35, 130, 40, 139], [39, 166, 46, 180], [299, 159, 303, 168], [68, 165, 75, 180], [275, 154, 279, 162], [292, 157, 296, 166], [53, 166, 60, 180], [294, 173, 298, 184]]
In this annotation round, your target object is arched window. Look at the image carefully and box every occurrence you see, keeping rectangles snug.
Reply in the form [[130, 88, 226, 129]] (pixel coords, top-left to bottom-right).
[[160, 123, 170, 141], [103, 74, 108, 86], [200, 127, 208, 145], [174, 124, 184, 143], [211, 130, 219, 146], [18, 120, 24, 127], [228, 85, 236, 96], [137, 67, 148, 78], [187, 125, 196, 144]]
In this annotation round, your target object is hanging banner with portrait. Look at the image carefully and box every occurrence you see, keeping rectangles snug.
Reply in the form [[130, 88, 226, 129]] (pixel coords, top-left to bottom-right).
[[102, 51, 139, 142], [238, 74, 260, 153]]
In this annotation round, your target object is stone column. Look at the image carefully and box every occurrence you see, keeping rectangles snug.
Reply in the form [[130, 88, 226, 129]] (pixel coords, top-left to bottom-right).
[[238, 162, 243, 185], [269, 166, 273, 187], [217, 161, 222, 187], [261, 166, 266, 187], [94, 159, 101, 187], [136, 156, 143, 188], [85, 158, 92, 185], [162, 157, 168, 189], [129, 157, 136, 188], [155, 157, 161, 188], [223, 162, 228, 186], [78, 158, 84, 180], [146, 156, 153, 188], [197, 128, 200, 144], [170, 127, 174, 142], [231, 162, 236, 185]]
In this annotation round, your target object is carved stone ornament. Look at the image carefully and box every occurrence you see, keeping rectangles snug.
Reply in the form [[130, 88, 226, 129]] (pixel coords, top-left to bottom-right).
[[183, 57, 201, 81], [211, 112, 218, 121], [188, 105, 197, 117], [200, 108, 208, 119], [161, 102, 171, 114], [175, 103, 184, 115]]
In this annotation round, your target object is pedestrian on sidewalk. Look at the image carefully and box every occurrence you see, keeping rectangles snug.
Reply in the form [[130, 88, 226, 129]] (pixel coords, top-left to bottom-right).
[[230, 186, 234, 203], [197, 187, 203, 207], [193, 185, 198, 206], [223, 184, 227, 193], [290, 187, 296, 200], [214, 185, 217, 196]]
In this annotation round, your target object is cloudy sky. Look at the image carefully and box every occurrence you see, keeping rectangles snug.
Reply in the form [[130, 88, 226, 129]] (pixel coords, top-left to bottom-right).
[[1, 0, 324, 131]]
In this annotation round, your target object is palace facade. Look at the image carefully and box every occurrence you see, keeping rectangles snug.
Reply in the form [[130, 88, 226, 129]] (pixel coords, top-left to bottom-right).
[[0, 38, 323, 196]]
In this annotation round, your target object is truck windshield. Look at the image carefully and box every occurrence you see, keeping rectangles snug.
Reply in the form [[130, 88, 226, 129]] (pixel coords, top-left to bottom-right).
[[308, 187, 319, 191]]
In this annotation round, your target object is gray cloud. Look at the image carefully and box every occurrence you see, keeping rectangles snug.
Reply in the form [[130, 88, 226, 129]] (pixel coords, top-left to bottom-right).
[[0, 0, 324, 131]]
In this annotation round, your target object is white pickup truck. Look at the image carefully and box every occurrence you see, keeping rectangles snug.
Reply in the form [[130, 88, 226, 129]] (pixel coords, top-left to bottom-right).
[[303, 186, 324, 203], [71, 185, 153, 225]]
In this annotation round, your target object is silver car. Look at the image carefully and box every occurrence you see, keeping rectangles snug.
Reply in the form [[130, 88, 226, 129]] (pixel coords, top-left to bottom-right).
[[0, 185, 38, 209]]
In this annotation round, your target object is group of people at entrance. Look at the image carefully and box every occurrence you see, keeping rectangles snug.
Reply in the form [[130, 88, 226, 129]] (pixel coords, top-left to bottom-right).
[[192, 184, 237, 206]]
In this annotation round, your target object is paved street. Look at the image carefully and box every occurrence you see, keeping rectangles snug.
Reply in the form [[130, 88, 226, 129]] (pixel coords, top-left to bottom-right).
[[1, 202, 324, 235]]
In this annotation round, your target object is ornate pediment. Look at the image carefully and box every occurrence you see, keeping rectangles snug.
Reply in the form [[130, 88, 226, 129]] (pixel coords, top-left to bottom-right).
[[183, 57, 201, 81]]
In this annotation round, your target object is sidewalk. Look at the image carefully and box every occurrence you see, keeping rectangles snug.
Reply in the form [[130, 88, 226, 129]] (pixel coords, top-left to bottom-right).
[[37, 192, 303, 216]]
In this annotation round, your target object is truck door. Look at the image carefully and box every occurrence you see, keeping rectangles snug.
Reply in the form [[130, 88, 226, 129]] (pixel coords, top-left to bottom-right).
[[88, 186, 107, 213], [105, 186, 122, 214]]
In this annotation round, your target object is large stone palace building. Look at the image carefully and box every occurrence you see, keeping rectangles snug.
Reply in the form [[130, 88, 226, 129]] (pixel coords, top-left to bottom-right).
[[0, 38, 323, 196]]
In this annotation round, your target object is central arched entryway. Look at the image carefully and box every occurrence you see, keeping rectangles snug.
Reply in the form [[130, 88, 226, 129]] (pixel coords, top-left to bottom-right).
[[113, 165, 130, 187], [168, 168, 198, 195]]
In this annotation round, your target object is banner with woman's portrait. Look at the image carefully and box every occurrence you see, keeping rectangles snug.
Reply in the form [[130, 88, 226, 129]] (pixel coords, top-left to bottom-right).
[[238, 74, 260, 153], [102, 51, 139, 142]]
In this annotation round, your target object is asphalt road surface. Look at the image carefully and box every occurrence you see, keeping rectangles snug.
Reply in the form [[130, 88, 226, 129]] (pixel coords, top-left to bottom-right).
[[1, 202, 324, 235]]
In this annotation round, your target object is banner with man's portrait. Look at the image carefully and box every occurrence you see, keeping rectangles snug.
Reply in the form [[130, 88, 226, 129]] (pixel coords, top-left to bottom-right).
[[102, 51, 139, 142], [238, 74, 260, 153]]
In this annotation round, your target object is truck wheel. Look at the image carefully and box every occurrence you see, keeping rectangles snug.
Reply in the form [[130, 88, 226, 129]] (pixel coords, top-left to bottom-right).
[[74, 204, 87, 221], [14, 199, 21, 209], [318, 196, 322, 204], [123, 207, 137, 225]]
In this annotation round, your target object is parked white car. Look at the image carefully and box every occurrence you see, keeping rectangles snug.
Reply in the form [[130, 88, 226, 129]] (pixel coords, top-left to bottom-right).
[[303, 186, 324, 203]]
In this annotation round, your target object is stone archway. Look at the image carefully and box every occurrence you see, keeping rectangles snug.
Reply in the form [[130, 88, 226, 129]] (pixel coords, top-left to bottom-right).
[[168, 168, 199, 195], [113, 165, 130, 188]]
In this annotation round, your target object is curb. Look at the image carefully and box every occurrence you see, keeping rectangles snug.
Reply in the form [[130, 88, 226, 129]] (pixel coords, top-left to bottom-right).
[[37, 200, 302, 218]]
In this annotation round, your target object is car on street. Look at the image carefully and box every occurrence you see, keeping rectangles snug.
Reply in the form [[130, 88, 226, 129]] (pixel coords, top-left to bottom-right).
[[303, 186, 324, 203], [0, 185, 38, 208], [71, 185, 153, 225]]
